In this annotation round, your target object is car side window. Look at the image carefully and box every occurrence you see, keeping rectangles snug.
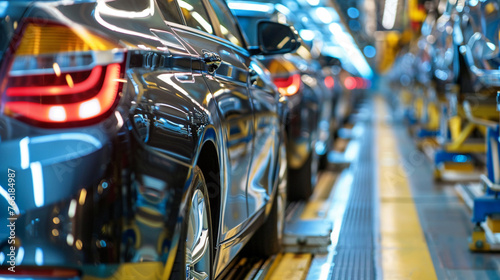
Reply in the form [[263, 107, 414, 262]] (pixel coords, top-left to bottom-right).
[[156, 0, 184, 24], [207, 0, 244, 48], [176, 0, 214, 34]]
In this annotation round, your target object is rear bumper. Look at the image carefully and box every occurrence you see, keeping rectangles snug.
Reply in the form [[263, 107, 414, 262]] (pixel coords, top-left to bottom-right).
[[0, 116, 190, 279]]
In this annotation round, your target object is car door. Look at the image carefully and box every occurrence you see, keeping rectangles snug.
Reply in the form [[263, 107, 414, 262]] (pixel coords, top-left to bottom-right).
[[203, 0, 279, 220], [246, 59, 280, 216], [170, 0, 253, 239]]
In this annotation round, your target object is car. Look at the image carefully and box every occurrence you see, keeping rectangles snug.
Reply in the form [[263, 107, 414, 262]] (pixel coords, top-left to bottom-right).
[[0, 0, 300, 279], [228, 0, 336, 201]]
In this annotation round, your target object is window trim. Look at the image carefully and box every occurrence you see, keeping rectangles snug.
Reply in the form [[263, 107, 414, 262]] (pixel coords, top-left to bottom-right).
[[154, 0, 185, 25], [167, 0, 251, 55], [174, 0, 216, 35], [201, 0, 250, 51]]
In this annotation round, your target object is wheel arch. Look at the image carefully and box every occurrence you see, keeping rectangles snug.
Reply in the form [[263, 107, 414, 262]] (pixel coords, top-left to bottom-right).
[[195, 138, 221, 248]]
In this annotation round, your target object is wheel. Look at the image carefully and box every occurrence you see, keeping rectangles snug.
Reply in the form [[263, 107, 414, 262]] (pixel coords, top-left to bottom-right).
[[172, 167, 212, 280], [288, 150, 318, 201], [245, 139, 287, 257], [318, 151, 329, 171]]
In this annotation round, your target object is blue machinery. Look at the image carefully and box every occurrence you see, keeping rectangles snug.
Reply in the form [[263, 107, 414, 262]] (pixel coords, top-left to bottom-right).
[[404, 88, 500, 250], [470, 124, 500, 251], [467, 95, 500, 251]]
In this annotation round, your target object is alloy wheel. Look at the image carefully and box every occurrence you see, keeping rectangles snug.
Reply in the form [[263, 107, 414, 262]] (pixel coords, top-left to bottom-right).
[[185, 189, 210, 280]]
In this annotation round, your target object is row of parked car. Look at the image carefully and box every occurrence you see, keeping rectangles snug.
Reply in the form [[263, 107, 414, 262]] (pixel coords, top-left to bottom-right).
[[0, 0, 365, 279]]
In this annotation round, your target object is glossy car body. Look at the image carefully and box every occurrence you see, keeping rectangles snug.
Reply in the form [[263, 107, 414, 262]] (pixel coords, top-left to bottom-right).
[[0, 0, 297, 278], [228, 0, 335, 200]]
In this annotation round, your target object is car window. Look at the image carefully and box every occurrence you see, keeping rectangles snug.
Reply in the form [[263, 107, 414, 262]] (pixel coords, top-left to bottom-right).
[[156, 0, 183, 24], [207, 0, 244, 47], [176, 0, 214, 34]]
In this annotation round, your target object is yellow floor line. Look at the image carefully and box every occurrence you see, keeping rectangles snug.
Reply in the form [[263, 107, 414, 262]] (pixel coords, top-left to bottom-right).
[[375, 98, 438, 280], [83, 262, 163, 280], [300, 200, 329, 220], [301, 172, 338, 220], [267, 253, 311, 280], [263, 254, 283, 280], [311, 172, 338, 201]]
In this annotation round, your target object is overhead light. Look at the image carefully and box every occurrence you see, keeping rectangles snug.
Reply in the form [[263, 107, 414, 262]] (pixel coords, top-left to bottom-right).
[[347, 7, 359, 19], [307, 0, 320, 6], [299, 29, 316, 41], [227, 2, 272, 13], [329, 22, 343, 35], [316, 7, 333, 24], [363, 45, 376, 58], [0, 2, 8, 16], [328, 23, 373, 78], [382, 0, 398, 29]]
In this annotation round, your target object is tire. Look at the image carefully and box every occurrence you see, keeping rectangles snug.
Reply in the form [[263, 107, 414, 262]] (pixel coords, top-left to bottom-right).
[[318, 151, 329, 171], [245, 139, 287, 257], [288, 150, 317, 201], [171, 167, 213, 280]]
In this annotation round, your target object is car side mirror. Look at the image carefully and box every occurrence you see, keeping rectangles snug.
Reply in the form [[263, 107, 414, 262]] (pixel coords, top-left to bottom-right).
[[250, 21, 301, 55]]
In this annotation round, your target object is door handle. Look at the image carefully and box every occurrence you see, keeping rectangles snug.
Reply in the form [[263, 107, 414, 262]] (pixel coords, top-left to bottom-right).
[[202, 51, 221, 74]]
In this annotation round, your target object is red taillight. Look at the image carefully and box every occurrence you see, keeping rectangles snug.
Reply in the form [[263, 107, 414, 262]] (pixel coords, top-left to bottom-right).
[[324, 76, 334, 89], [344, 77, 357, 90], [0, 267, 80, 277], [355, 77, 365, 89], [1, 20, 125, 128], [273, 73, 301, 96]]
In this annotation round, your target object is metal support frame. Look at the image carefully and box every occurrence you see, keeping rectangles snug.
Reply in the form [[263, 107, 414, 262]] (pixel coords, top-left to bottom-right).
[[415, 97, 441, 139], [469, 106, 500, 250], [434, 150, 472, 166], [472, 125, 500, 223], [439, 101, 494, 153], [417, 128, 440, 138], [433, 100, 498, 176]]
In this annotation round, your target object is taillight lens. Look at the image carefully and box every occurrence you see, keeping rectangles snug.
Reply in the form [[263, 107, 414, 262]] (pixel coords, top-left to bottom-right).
[[0, 267, 80, 277], [1, 20, 126, 128], [273, 73, 301, 96], [324, 76, 334, 89], [344, 76, 357, 90]]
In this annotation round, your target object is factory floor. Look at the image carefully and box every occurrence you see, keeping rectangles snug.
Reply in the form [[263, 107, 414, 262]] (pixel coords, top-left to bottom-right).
[[232, 96, 500, 280], [341, 97, 500, 279]]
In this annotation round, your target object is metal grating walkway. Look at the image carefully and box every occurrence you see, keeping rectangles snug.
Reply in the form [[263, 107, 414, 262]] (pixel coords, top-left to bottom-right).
[[330, 103, 376, 280]]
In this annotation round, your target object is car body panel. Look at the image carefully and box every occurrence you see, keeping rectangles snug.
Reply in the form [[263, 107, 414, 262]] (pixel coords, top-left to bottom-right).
[[0, 0, 288, 279], [172, 26, 253, 236], [229, 2, 334, 171]]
